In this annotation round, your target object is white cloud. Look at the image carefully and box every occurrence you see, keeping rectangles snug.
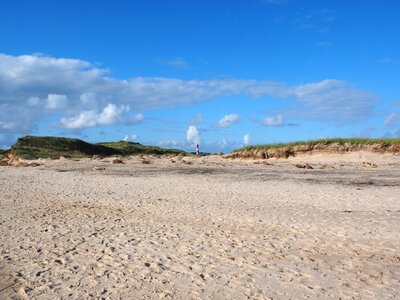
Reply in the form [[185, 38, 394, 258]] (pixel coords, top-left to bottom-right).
[[263, 115, 284, 126], [45, 94, 68, 109], [127, 113, 144, 124], [289, 80, 376, 123], [243, 134, 251, 145], [159, 140, 179, 147], [60, 104, 129, 129], [123, 134, 138, 142], [218, 114, 240, 128], [97, 104, 129, 125], [60, 111, 97, 129], [0, 53, 377, 135], [189, 113, 203, 125], [186, 125, 200, 146]]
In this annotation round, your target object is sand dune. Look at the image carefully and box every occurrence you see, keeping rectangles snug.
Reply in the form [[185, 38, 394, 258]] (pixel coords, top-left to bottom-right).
[[1, 153, 399, 299]]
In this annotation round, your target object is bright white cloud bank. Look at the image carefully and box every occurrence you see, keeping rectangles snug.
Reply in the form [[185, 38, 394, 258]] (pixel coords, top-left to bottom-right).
[[60, 104, 129, 129], [186, 125, 200, 146], [0, 53, 377, 135], [218, 114, 240, 127]]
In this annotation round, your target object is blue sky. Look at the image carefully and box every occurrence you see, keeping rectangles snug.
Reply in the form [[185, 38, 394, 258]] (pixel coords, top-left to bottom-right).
[[1, 0, 399, 152]]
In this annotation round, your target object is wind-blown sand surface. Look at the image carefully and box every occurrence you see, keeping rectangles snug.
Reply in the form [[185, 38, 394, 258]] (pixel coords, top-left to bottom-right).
[[1, 153, 399, 299]]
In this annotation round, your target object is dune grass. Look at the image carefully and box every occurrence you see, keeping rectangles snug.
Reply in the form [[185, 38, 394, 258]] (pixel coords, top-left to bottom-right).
[[12, 136, 187, 159], [98, 141, 185, 156], [235, 138, 400, 152]]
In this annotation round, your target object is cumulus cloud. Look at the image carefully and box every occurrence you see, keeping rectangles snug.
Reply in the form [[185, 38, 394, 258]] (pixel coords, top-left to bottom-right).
[[218, 114, 240, 128], [243, 134, 251, 145], [0, 53, 378, 136], [263, 115, 284, 126], [186, 125, 200, 146], [60, 104, 129, 129]]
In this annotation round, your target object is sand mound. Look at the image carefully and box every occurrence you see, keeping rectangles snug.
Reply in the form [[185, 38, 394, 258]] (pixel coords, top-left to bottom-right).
[[228, 141, 400, 160]]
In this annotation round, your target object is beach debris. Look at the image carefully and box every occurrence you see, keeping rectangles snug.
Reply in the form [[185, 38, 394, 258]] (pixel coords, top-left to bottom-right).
[[15, 161, 41, 167], [141, 159, 152, 164], [59, 156, 66, 160], [253, 161, 273, 165], [92, 166, 106, 171], [112, 158, 124, 164], [318, 164, 330, 169], [294, 163, 313, 169], [361, 161, 377, 168]]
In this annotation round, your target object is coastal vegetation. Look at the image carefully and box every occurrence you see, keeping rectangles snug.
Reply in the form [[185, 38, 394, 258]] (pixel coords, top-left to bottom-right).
[[230, 138, 400, 159], [9, 136, 186, 159]]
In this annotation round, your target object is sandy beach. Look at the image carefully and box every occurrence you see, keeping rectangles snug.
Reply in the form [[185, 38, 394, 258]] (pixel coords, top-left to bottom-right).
[[1, 153, 399, 299]]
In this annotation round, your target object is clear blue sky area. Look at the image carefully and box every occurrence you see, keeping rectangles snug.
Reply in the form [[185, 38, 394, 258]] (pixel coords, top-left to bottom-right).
[[1, 0, 399, 152]]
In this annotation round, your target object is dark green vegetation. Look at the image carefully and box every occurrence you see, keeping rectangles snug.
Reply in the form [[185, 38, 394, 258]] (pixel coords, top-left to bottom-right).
[[12, 136, 187, 159], [235, 138, 400, 152], [98, 141, 185, 156]]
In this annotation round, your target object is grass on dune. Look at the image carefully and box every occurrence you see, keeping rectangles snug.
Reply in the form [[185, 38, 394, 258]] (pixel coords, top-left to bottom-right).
[[235, 138, 400, 152], [98, 141, 185, 156], [12, 136, 187, 159]]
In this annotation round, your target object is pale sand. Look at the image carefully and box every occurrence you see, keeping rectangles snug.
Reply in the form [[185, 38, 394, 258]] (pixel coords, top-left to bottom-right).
[[0, 153, 399, 299]]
